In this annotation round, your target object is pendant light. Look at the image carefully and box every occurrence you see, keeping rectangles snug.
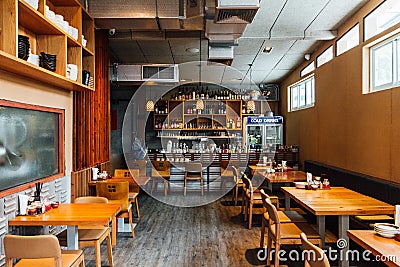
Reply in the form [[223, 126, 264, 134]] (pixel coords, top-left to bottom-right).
[[246, 64, 255, 113], [196, 98, 204, 110], [196, 32, 204, 111], [146, 99, 154, 112]]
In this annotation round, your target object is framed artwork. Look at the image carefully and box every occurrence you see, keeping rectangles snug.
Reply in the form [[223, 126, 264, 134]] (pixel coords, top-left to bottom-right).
[[260, 84, 279, 101]]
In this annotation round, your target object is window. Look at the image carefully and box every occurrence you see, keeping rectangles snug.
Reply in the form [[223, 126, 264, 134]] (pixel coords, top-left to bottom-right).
[[370, 35, 400, 91], [316, 46, 333, 67], [300, 61, 315, 77], [337, 24, 359, 56], [364, 0, 400, 41], [370, 34, 400, 91], [289, 75, 315, 111]]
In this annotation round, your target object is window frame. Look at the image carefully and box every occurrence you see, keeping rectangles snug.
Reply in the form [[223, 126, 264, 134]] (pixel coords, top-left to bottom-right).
[[336, 24, 360, 56], [316, 46, 333, 67], [300, 61, 315, 77], [364, 0, 400, 41], [288, 75, 315, 112], [370, 33, 400, 92]]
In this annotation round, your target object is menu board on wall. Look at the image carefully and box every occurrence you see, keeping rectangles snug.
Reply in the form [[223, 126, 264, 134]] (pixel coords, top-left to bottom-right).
[[0, 101, 62, 191]]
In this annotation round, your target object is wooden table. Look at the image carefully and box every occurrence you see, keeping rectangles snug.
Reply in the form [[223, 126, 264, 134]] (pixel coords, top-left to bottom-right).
[[248, 165, 293, 175], [255, 171, 307, 204], [88, 176, 151, 188], [8, 203, 121, 249], [281, 187, 395, 267], [347, 230, 400, 267]]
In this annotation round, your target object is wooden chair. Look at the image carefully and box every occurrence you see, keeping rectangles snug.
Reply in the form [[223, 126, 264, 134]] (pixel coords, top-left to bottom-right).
[[96, 181, 135, 238], [184, 162, 204, 196], [4, 234, 85, 267], [242, 175, 279, 229], [264, 197, 322, 267], [150, 161, 171, 196], [301, 232, 331, 267], [58, 197, 113, 267], [220, 160, 236, 194], [260, 189, 307, 248], [128, 160, 147, 176], [113, 169, 140, 218], [232, 166, 244, 206]]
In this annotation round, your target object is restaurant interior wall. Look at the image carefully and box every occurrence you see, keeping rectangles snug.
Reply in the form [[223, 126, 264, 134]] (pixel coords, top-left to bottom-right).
[[280, 0, 400, 184], [0, 70, 74, 175]]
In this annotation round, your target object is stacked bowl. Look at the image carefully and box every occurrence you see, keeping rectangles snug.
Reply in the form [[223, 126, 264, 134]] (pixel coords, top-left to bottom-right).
[[66, 64, 78, 81], [39, 52, 56, 72], [374, 223, 400, 238], [18, 35, 30, 60]]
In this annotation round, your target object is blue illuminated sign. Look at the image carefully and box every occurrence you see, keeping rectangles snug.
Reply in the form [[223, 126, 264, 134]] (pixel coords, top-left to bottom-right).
[[246, 116, 283, 124]]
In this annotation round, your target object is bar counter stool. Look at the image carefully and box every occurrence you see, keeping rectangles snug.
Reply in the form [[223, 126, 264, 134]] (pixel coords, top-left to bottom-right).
[[150, 161, 171, 196], [184, 162, 204, 196]]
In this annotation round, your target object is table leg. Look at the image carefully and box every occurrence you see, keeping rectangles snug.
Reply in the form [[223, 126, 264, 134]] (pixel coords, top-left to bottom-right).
[[112, 216, 117, 246], [317, 216, 326, 248], [66, 226, 78, 250], [284, 194, 291, 211], [338, 215, 350, 267]]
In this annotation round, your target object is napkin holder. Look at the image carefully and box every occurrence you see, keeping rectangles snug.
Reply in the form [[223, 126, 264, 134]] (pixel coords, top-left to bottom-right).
[[306, 172, 313, 184]]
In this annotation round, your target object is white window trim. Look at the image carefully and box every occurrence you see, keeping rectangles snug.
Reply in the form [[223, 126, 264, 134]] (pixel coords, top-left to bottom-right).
[[316, 46, 333, 67], [288, 75, 315, 112], [370, 33, 400, 92], [336, 24, 360, 57]]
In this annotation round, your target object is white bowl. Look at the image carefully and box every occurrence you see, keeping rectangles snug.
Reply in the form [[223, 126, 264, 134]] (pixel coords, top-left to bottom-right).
[[294, 182, 308, 189]]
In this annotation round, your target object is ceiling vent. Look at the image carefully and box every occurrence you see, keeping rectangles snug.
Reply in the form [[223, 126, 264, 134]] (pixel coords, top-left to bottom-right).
[[142, 64, 179, 82], [215, 0, 260, 24], [114, 64, 179, 82]]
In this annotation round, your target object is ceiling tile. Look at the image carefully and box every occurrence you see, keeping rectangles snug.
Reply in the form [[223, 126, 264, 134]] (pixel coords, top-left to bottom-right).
[[234, 38, 265, 55]]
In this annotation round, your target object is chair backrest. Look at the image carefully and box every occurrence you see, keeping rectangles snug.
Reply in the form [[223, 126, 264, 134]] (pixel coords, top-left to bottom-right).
[[128, 160, 147, 176], [263, 192, 281, 241], [185, 162, 202, 173], [232, 166, 243, 183], [300, 233, 331, 267], [114, 169, 139, 179], [4, 235, 62, 267], [74, 196, 108, 204], [242, 174, 253, 194], [96, 181, 129, 211], [151, 160, 171, 176]]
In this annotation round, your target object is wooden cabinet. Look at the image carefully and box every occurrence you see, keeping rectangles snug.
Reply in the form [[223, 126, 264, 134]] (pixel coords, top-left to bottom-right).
[[154, 99, 244, 131], [0, 0, 94, 91]]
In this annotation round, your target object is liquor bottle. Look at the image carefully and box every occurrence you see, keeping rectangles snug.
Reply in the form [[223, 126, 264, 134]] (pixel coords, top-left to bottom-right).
[[206, 87, 209, 99], [236, 117, 241, 128]]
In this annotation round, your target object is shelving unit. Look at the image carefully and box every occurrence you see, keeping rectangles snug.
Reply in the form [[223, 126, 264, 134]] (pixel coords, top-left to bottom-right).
[[0, 0, 95, 91], [154, 99, 245, 131]]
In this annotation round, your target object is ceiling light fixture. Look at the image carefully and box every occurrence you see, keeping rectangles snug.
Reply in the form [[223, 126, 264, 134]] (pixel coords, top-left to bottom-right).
[[145, 100, 154, 112], [185, 47, 200, 54], [305, 53, 311, 60], [263, 46, 273, 53]]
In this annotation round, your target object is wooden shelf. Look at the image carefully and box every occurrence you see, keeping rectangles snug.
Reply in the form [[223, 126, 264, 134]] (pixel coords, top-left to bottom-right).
[[0, 50, 93, 91], [18, 1, 63, 35], [82, 46, 94, 56], [157, 135, 241, 139]]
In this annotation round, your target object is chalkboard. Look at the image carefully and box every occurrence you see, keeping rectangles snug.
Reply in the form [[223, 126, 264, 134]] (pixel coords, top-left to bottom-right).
[[0, 100, 63, 191]]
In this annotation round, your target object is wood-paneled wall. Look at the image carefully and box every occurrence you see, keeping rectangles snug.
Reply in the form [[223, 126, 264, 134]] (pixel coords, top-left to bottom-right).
[[73, 30, 110, 171], [71, 161, 111, 199], [280, 0, 400, 185]]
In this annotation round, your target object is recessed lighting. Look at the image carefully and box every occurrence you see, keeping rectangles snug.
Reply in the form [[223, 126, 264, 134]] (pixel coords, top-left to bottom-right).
[[263, 46, 273, 53], [185, 47, 200, 54]]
